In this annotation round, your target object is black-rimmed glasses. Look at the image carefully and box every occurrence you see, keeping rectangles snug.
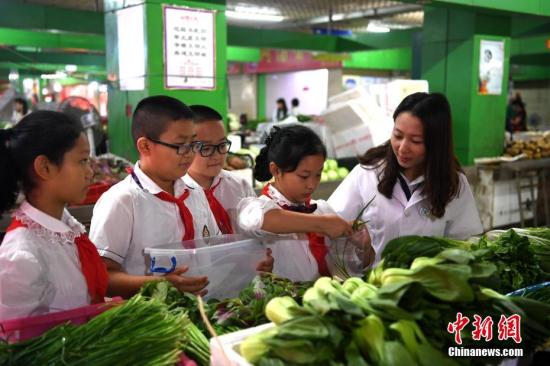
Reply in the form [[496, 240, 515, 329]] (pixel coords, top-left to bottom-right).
[[148, 137, 202, 155], [198, 140, 232, 157]]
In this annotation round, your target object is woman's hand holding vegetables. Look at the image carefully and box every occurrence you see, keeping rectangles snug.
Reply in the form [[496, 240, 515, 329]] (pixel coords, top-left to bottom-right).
[[164, 266, 209, 296]]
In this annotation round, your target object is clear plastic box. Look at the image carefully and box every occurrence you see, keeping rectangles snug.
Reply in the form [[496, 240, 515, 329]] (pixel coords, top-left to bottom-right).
[[144, 235, 267, 300]]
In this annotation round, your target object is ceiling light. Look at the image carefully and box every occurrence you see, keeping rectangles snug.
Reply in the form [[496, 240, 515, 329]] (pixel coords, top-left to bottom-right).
[[367, 23, 390, 33], [226, 6, 284, 22], [226, 10, 283, 22], [234, 5, 280, 15], [65, 64, 78, 73], [8, 71, 19, 81], [41, 71, 67, 80]]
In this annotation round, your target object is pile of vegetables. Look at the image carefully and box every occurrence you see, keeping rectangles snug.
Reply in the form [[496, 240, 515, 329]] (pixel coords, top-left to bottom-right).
[[140, 275, 311, 365], [0, 295, 192, 366], [141, 275, 311, 337], [321, 159, 349, 182], [241, 248, 550, 366], [89, 154, 132, 185], [504, 134, 550, 159], [379, 228, 550, 294]]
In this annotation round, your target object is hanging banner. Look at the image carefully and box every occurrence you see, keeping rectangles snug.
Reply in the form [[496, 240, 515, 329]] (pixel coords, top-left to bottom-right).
[[163, 5, 216, 90], [478, 40, 504, 95], [243, 49, 341, 74]]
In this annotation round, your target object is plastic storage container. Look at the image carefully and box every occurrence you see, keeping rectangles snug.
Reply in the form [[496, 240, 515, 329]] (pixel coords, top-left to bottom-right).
[[326, 228, 370, 279], [210, 323, 274, 366], [144, 235, 267, 300]]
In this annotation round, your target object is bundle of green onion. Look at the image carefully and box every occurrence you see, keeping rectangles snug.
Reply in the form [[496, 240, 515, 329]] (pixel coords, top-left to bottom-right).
[[0, 295, 188, 366]]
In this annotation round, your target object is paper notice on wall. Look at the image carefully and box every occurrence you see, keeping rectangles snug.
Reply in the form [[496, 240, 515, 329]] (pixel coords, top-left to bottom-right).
[[478, 40, 504, 95], [117, 5, 145, 91], [163, 6, 216, 90]]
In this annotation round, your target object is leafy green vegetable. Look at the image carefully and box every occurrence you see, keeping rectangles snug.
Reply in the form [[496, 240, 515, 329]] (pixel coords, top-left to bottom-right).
[[242, 247, 550, 366]]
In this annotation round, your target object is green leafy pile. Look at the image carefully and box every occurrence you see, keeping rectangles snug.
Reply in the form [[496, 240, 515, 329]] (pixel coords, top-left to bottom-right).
[[0, 295, 190, 366], [241, 249, 550, 366], [140, 275, 311, 337], [379, 227, 550, 294]]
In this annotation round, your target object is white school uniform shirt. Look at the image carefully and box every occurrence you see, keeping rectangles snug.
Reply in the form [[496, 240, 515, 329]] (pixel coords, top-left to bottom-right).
[[89, 162, 220, 276], [237, 185, 333, 282], [183, 169, 256, 234], [328, 164, 483, 265], [0, 201, 90, 321]]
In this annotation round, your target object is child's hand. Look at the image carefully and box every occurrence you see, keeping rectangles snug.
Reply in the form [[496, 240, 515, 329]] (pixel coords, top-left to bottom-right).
[[319, 215, 354, 238], [164, 266, 209, 296], [256, 248, 274, 273]]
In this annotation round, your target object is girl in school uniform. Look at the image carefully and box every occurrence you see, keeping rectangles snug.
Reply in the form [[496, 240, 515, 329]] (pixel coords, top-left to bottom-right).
[[0, 111, 108, 321], [237, 125, 373, 282], [328, 92, 483, 265]]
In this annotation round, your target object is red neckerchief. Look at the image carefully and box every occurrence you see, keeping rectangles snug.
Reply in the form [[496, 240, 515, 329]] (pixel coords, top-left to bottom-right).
[[204, 178, 234, 235], [128, 168, 195, 241], [7, 219, 108, 304], [261, 184, 329, 276]]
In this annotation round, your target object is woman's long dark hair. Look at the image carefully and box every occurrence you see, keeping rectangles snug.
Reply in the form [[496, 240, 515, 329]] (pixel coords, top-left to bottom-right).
[[359, 92, 461, 218]]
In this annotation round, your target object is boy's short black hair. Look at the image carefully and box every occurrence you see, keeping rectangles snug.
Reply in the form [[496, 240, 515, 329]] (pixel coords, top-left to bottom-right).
[[131, 95, 194, 144], [190, 105, 223, 124]]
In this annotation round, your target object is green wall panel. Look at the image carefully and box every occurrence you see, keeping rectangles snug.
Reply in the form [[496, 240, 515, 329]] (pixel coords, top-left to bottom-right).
[[105, 0, 228, 160], [257, 74, 266, 120], [0, 2, 104, 34], [227, 46, 261, 62], [0, 27, 105, 51], [343, 48, 411, 71]]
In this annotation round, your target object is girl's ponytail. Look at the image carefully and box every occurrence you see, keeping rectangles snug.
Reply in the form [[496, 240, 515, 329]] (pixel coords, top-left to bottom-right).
[[254, 146, 272, 182], [0, 129, 19, 213]]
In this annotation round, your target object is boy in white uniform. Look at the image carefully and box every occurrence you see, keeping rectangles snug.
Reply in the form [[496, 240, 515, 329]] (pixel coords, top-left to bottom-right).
[[90, 96, 218, 298], [184, 105, 256, 235], [184, 105, 273, 272]]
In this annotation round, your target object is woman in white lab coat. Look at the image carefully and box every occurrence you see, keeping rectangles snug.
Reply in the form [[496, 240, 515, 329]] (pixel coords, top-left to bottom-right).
[[328, 92, 483, 265]]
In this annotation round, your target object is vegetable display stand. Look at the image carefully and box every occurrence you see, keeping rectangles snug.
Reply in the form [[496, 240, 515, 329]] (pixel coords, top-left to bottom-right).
[[0, 298, 123, 343], [474, 157, 550, 229]]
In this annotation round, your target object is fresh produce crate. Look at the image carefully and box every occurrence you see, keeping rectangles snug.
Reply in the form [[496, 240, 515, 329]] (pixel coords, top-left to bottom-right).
[[0, 298, 123, 343], [210, 323, 274, 366], [144, 235, 267, 300]]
